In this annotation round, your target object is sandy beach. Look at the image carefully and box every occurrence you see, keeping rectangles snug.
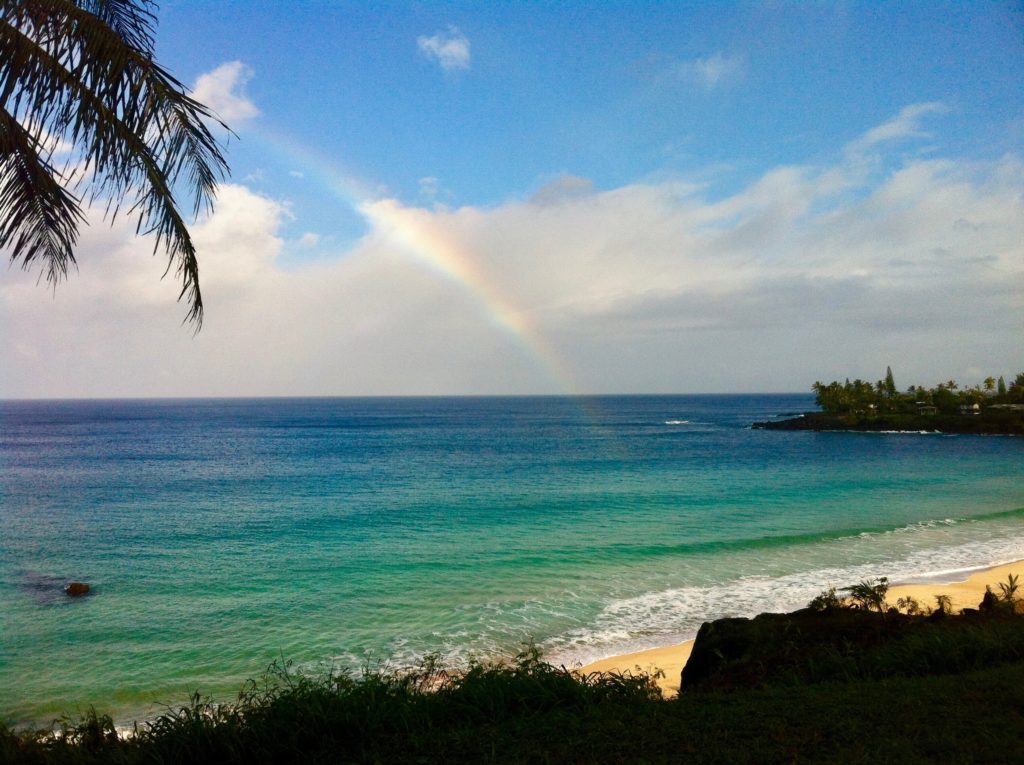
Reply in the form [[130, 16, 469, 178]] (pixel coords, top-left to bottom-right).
[[578, 559, 1024, 698], [577, 640, 695, 697], [886, 560, 1024, 613]]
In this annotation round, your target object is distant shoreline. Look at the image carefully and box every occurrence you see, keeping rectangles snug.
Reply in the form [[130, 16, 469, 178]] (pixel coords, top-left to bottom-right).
[[753, 410, 1024, 435]]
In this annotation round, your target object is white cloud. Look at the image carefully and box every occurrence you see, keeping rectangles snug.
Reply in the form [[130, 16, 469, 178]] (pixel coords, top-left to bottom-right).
[[289, 170, 305, 179], [297, 232, 321, 248], [849, 102, 947, 153], [681, 53, 744, 89], [2, 111, 1022, 397], [417, 26, 471, 71], [192, 61, 260, 125]]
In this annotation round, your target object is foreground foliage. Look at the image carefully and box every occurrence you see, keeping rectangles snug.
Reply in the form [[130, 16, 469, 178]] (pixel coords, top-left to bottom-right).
[[4, 625, 1024, 764]]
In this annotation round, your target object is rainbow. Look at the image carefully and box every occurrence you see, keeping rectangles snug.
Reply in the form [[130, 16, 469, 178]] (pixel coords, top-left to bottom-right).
[[248, 126, 581, 395]]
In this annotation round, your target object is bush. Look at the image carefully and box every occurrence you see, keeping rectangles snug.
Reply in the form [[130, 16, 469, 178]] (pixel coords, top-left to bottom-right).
[[808, 586, 846, 611], [896, 596, 923, 615], [843, 578, 889, 613], [999, 574, 1020, 605]]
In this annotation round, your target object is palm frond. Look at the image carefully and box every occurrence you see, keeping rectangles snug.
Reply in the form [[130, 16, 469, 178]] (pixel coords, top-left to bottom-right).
[[0, 0, 230, 326], [77, 0, 156, 56], [0, 105, 83, 283]]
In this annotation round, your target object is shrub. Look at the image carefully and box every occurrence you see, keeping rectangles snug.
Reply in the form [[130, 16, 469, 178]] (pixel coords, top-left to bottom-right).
[[843, 577, 889, 613], [896, 596, 922, 615], [807, 586, 846, 611], [998, 573, 1020, 605]]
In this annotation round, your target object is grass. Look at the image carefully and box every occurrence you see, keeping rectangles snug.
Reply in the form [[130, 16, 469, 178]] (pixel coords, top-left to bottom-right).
[[3, 632, 1024, 764]]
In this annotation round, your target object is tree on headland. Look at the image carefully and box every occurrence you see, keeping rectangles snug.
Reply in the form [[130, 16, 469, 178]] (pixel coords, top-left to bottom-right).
[[813, 368, 1024, 415], [0, 0, 231, 326], [884, 366, 897, 397], [1010, 373, 1024, 403]]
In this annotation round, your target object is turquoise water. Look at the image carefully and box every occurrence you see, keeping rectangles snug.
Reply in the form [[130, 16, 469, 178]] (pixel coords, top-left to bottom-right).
[[2, 395, 1023, 725]]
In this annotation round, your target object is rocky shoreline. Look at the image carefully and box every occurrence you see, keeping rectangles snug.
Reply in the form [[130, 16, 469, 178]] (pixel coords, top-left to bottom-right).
[[752, 410, 1024, 435]]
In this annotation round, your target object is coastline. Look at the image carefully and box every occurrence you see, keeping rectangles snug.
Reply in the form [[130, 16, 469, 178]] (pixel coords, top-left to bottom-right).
[[577, 559, 1024, 698], [885, 559, 1024, 613], [576, 640, 695, 698], [12, 559, 1024, 730], [752, 409, 1024, 435]]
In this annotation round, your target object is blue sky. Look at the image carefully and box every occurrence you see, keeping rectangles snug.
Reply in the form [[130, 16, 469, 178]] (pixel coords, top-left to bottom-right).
[[154, 1, 1022, 235], [2, 1, 1022, 396]]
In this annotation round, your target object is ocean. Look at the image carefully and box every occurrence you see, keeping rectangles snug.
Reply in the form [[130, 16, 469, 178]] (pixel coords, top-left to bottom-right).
[[2, 395, 1022, 726]]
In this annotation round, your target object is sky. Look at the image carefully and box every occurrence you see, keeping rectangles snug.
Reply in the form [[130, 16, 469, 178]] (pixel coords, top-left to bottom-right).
[[2, 0, 1023, 397]]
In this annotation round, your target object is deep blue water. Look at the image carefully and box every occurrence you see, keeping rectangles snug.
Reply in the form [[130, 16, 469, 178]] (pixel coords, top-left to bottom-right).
[[2, 395, 1023, 724]]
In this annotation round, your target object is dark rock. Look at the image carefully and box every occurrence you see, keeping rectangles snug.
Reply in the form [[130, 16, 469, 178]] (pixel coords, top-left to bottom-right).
[[680, 595, 1024, 694], [65, 582, 90, 597], [751, 410, 1024, 435], [680, 609, 916, 692], [680, 617, 754, 689]]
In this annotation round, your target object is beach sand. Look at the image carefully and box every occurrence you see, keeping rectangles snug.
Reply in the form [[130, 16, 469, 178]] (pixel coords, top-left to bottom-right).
[[576, 640, 695, 698], [886, 560, 1024, 614], [577, 560, 1024, 698]]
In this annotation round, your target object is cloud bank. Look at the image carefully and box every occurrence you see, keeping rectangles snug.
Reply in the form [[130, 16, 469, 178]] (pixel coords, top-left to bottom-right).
[[2, 105, 1022, 397]]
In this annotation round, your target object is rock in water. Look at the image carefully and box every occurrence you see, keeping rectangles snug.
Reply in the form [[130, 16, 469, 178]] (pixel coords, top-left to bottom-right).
[[65, 582, 90, 597]]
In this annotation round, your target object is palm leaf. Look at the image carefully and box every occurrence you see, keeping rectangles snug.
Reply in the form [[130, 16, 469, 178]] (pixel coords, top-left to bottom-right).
[[0, 105, 83, 282], [78, 0, 157, 55], [0, 0, 231, 326]]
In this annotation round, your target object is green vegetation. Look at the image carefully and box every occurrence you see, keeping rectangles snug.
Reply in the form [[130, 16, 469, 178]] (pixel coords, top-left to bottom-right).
[[812, 369, 1024, 415], [841, 577, 889, 613], [1000, 573, 1020, 604], [4, 596, 1024, 764], [754, 368, 1024, 433], [4, 656, 1024, 764]]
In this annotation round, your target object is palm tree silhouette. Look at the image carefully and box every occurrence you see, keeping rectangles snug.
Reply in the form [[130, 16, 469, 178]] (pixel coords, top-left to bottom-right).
[[1, 0, 231, 326]]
